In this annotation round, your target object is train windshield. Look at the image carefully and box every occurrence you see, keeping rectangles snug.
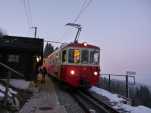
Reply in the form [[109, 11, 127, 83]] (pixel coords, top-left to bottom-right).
[[90, 50, 99, 65], [68, 48, 100, 65], [81, 49, 89, 64], [68, 49, 80, 64]]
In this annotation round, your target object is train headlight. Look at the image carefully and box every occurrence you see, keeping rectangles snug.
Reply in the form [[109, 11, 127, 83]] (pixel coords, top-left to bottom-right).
[[70, 70, 75, 75], [83, 42, 87, 46], [94, 71, 98, 76]]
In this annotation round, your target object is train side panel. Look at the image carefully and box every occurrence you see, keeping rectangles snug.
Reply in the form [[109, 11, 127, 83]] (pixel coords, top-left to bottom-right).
[[45, 51, 61, 79]]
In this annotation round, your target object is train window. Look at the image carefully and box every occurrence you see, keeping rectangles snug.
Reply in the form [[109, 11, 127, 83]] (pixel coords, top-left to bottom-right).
[[81, 50, 89, 64], [74, 49, 80, 64], [90, 50, 99, 65], [68, 49, 80, 64], [62, 50, 66, 63], [68, 49, 74, 63]]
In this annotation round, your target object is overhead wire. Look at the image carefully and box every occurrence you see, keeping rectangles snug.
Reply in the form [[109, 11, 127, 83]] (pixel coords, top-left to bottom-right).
[[23, 0, 33, 28], [27, 0, 33, 26], [22, 0, 93, 44], [73, 0, 87, 23], [59, 0, 93, 43], [73, 0, 93, 23], [44, 40, 67, 44]]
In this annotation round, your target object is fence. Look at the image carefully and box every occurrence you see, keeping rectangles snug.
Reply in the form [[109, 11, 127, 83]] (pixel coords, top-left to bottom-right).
[[100, 73, 135, 98]]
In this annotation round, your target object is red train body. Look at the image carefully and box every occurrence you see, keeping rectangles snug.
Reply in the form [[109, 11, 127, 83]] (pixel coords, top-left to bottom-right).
[[44, 42, 100, 88]]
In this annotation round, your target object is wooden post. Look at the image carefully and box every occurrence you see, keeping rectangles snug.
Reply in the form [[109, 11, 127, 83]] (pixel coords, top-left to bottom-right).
[[108, 74, 111, 91], [133, 76, 135, 85], [126, 75, 129, 98]]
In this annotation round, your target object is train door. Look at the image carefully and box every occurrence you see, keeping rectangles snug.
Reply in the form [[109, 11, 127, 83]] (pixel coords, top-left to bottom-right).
[[60, 49, 67, 80], [57, 51, 62, 79]]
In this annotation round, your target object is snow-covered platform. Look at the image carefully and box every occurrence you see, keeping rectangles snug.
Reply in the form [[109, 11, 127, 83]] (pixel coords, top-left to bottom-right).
[[19, 77, 67, 113]]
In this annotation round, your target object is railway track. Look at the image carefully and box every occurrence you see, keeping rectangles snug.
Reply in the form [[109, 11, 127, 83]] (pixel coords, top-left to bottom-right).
[[50, 77, 120, 113], [70, 90, 120, 113]]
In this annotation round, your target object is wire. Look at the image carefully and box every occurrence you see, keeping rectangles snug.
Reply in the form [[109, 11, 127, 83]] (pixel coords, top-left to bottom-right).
[[27, 0, 33, 26], [73, 0, 87, 23], [44, 40, 67, 44], [73, 0, 93, 23], [23, 0, 30, 27], [23, 0, 33, 28]]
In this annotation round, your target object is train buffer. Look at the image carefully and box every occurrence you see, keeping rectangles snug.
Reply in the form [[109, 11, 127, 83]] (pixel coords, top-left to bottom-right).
[[19, 76, 67, 113]]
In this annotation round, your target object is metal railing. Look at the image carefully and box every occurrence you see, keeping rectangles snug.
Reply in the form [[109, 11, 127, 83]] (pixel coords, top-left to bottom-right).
[[101, 73, 135, 98], [0, 62, 24, 78]]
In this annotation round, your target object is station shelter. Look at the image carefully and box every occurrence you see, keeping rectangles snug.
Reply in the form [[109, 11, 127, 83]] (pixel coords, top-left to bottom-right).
[[0, 35, 44, 80]]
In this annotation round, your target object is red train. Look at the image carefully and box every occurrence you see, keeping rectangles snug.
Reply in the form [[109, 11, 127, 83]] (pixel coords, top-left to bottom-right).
[[44, 42, 100, 88]]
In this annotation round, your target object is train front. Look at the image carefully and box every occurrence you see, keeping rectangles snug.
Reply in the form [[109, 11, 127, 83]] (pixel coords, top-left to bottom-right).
[[61, 42, 100, 88]]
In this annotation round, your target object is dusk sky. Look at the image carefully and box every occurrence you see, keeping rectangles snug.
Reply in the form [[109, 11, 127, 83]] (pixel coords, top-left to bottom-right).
[[0, 0, 151, 85]]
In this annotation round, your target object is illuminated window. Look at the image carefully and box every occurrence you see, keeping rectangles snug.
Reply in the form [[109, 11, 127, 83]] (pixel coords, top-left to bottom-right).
[[68, 49, 80, 64], [74, 49, 80, 64]]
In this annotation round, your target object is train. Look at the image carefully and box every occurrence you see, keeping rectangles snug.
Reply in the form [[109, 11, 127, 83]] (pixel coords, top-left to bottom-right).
[[44, 41, 100, 88]]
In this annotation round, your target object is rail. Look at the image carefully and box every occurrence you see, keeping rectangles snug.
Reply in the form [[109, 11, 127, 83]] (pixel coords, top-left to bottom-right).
[[70, 90, 120, 113]]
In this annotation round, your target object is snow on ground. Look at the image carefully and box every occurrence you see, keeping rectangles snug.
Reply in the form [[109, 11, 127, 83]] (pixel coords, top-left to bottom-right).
[[113, 104, 151, 113], [0, 84, 18, 97], [9, 88, 17, 94], [89, 86, 151, 113], [0, 79, 30, 97], [10, 79, 30, 89], [0, 92, 4, 97], [0, 79, 30, 98], [89, 86, 125, 103]]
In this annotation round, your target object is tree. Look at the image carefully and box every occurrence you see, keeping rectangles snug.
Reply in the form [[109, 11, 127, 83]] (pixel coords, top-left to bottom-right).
[[43, 43, 54, 58], [0, 29, 4, 38]]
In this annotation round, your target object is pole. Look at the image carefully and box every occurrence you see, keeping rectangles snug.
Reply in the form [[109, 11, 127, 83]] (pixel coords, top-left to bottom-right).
[[74, 27, 81, 43], [108, 74, 111, 91], [126, 75, 129, 98], [32, 26, 37, 38]]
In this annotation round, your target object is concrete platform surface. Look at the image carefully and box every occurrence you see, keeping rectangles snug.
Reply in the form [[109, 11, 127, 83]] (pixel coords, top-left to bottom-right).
[[19, 76, 67, 113]]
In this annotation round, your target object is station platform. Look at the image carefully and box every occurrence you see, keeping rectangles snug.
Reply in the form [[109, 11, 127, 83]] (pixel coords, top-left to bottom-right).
[[19, 76, 67, 113]]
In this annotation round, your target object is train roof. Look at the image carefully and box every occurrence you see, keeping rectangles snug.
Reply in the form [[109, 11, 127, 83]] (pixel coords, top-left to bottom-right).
[[62, 42, 100, 49], [47, 42, 100, 58]]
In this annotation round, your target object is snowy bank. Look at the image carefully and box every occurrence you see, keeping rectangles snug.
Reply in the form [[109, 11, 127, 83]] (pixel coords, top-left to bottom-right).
[[89, 86, 151, 113], [89, 86, 125, 103], [117, 104, 151, 113]]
